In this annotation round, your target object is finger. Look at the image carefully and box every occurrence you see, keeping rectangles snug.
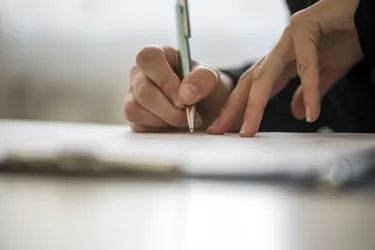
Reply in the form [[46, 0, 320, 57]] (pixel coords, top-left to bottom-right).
[[132, 70, 202, 128], [178, 65, 219, 105], [124, 89, 169, 127], [240, 31, 294, 137], [207, 85, 247, 134], [291, 68, 343, 119], [293, 29, 320, 122], [207, 58, 265, 134], [136, 46, 183, 108]]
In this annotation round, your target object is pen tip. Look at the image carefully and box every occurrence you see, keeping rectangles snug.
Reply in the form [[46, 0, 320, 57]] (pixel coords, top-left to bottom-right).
[[189, 128, 194, 133]]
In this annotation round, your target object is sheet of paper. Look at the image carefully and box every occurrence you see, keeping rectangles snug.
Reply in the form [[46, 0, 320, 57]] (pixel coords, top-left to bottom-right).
[[1, 119, 375, 182]]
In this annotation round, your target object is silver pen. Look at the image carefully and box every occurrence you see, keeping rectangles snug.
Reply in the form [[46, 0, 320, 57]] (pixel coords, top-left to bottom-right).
[[176, 0, 195, 133]]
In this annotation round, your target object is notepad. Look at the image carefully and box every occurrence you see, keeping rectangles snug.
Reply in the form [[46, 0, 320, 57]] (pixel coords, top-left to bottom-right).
[[1, 119, 375, 187]]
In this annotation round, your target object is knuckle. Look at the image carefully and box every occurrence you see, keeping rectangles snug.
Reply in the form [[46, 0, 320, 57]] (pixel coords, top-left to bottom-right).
[[250, 56, 268, 83], [305, 29, 319, 46], [302, 85, 319, 96], [133, 80, 153, 104], [289, 12, 302, 27], [283, 24, 293, 36], [302, 87, 311, 96], [156, 71, 171, 88], [124, 99, 140, 122], [136, 47, 161, 68], [250, 75, 263, 90], [252, 64, 264, 82], [296, 58, 308, 78], [130, 65, 140, 83], [130, 65, 138, 75]]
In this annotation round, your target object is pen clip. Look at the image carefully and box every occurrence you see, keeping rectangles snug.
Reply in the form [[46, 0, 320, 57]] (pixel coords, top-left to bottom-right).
[[178, 0, 191, 38]]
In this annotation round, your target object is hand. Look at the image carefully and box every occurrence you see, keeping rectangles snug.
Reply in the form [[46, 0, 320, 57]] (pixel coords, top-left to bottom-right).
[[209, 0, 363, 137], [124, 47, 236, 132]]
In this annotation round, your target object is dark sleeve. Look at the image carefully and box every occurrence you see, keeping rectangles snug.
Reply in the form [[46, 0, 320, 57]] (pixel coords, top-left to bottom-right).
[[220, 0, 309, 85], [355, 0, 375, 69], [220, 62, 254, 85]]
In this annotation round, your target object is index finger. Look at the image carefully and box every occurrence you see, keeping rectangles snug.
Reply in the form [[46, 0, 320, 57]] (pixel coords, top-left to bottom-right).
[[136, 47, 184, 108], [240, 31, 294, 137]]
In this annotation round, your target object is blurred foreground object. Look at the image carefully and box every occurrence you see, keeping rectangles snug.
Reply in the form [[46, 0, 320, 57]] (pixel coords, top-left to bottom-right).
[[0, 172, 375, 250]]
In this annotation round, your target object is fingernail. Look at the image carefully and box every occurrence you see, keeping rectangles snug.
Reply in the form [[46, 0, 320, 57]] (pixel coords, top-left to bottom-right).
[[306, 106, 311, 122], [180, 83, 199, 102], [240, 121, 247, 135], [171, 94, 184, 108], [207, 120, 218, 132], [195, 113, 203, 127]]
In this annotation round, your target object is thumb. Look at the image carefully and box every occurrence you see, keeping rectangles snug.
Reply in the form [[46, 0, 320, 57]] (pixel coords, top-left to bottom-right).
[[179, 65, 219, 105]]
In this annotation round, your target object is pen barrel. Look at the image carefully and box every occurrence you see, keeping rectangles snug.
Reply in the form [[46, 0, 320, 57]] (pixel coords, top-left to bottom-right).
[[175, 3, 192, 78]]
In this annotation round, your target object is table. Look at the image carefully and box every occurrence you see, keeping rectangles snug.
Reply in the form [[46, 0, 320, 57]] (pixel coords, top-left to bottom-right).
[[0, 173, 374, 250]]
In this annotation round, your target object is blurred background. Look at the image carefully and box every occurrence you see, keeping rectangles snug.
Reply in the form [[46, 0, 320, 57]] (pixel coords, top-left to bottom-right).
[[0, 0, 289, 125]]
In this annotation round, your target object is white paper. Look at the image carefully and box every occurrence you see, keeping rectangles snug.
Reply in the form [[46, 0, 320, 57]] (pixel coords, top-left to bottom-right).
[[1, 119, 375, 179]]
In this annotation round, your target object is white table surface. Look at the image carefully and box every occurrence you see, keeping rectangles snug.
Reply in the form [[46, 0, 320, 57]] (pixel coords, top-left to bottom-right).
[[0, 174, 374, 250]]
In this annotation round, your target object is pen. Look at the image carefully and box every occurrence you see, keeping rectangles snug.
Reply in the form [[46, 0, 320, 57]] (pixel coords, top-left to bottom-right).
[[176, 0, 195, 133]]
